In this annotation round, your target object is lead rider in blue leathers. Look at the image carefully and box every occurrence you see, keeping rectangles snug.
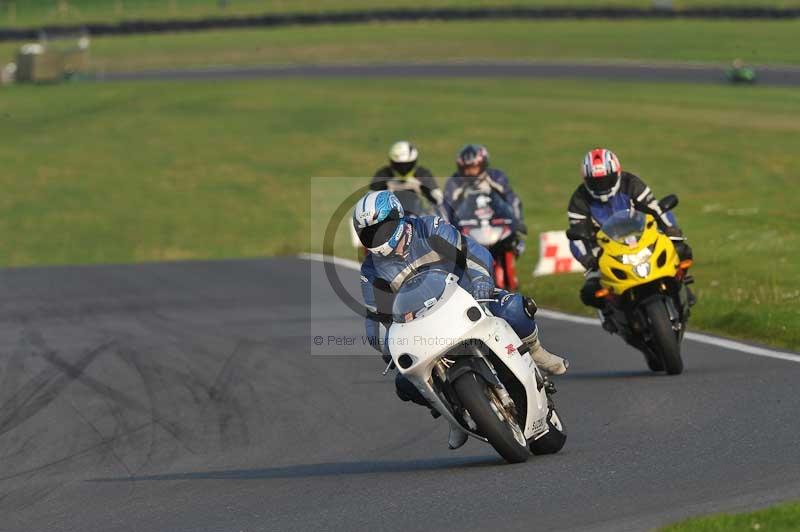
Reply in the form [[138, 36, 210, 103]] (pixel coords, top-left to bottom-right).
[[354, 190, 568, 449]]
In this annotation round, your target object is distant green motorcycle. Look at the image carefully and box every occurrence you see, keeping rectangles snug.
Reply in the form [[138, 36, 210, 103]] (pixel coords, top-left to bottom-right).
[[726, 62, 756, 84]]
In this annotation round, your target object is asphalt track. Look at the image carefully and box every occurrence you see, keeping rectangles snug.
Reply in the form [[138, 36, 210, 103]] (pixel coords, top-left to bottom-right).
[[99, 61, 800, 86], [2, 257, 800, 532]]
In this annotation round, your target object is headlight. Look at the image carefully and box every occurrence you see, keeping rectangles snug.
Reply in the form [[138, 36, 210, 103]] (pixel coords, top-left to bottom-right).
[[620, 246, 653, 266], [634, 262, 651, 279]]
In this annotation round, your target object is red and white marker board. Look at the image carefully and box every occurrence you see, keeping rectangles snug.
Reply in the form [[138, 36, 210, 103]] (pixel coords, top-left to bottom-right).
[[532, 230, 585, 277]]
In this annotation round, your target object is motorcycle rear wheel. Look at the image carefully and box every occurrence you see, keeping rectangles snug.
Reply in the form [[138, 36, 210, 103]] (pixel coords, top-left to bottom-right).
[[645, 300, 683, 375], [454, 373, 529, 464]]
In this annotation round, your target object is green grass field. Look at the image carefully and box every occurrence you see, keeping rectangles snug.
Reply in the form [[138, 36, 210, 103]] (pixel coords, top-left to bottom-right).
[[1, 77, 798, 349], [2, 18, 798, 75], [662, 500, 800, 531], [4, 0, 800, 28]]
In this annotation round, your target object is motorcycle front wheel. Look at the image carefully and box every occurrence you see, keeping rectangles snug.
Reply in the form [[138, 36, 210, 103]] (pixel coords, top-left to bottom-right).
[[453, 372, 529, 464], [645, 300, 683, 375], [642, 345, 665, 372]]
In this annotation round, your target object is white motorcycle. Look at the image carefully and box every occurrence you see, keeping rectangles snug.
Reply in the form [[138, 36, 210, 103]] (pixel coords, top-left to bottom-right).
[[387, 269, 566, 463]]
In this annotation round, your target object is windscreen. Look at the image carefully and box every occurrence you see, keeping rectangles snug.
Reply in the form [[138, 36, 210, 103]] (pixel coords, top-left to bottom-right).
[[454, 189, 515, 225], [600, 210, 646, 245], [392, 269, 451, 323]]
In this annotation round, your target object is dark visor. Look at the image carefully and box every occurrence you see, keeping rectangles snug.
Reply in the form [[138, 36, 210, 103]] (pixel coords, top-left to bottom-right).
[[586, 173, 618, 195], [356, 211, 401, 248], [391, 161, 416, 176]]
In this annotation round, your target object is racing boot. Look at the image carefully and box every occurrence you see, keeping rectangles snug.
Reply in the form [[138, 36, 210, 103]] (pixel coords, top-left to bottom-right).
[[447, 421, 468, 450], [684, 278, 697, 307], [522, 327, 569, 376], [687, 288, 697, 307]]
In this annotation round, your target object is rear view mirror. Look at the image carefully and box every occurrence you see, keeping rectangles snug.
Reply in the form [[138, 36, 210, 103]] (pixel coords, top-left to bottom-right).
[[658, 194, 679, 212]]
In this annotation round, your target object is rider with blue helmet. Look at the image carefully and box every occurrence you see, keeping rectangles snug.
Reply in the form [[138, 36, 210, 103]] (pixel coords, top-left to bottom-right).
[[354, 190, 567, 449]]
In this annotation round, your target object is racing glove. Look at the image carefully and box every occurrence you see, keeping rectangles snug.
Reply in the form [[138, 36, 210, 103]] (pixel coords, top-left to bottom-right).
[[514, 237, 526, 257], [471, 278, 495, 301], [512, 223, 527, 256], [663, 226, 693, 260], [578, 253, 598, 271]]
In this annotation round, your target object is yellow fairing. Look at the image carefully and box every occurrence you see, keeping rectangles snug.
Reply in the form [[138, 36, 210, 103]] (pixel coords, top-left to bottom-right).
[[596, 214, 680, 296]]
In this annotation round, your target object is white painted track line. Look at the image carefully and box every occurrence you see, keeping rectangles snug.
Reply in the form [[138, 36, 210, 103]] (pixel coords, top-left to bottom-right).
[[299, 253, 800, 363]]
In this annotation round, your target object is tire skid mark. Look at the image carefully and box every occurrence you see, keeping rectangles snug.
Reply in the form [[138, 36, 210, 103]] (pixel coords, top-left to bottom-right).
[[0, 419, 153, 520], [134, 310, 233, 403], [49, 327, 159, 477], [95, 351, 142, 474], [114, 345, 200, 475], [118, 344, 228, 441], [66, 397, 133, 478], [134, 310, 260, 452], [205, 340, 252, 450], [119, 349, 165, 473], [0, 420, 154, 483], [42, 348, 181, 435], [0, 329, 37, 425], [0, 432, 37, 462], [0, 340, 115, 438]]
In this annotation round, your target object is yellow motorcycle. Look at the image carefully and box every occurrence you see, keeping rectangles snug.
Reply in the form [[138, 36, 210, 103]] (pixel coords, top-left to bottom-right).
[[567, 195, 693, 375]]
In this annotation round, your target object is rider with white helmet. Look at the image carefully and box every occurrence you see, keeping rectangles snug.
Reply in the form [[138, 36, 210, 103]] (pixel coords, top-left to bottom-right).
[[371, 141, 446, 219], [354, 190, 568, 449]]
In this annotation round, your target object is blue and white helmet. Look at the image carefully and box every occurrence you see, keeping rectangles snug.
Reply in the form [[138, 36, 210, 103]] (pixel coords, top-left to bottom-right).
[[353, 191, 406, 256]]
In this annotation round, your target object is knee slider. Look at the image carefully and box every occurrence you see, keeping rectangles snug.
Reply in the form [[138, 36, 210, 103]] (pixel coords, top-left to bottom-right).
[[522, 296, 538, 318]]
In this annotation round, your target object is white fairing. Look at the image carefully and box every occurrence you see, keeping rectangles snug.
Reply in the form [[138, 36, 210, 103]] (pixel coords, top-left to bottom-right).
[[387, 279, 550, 441], [466, 225, 511, 247]]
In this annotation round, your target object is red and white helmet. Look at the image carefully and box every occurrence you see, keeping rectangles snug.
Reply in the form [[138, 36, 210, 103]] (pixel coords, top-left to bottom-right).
[[581, 148, 622, 201]]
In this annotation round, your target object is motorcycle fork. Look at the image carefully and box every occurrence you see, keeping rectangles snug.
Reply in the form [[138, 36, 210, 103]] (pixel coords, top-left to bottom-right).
[[434, 358, 482, 428], [663, 297, 682, 332], [440, 356, 517, 432], [434, 359, 458, 409]]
